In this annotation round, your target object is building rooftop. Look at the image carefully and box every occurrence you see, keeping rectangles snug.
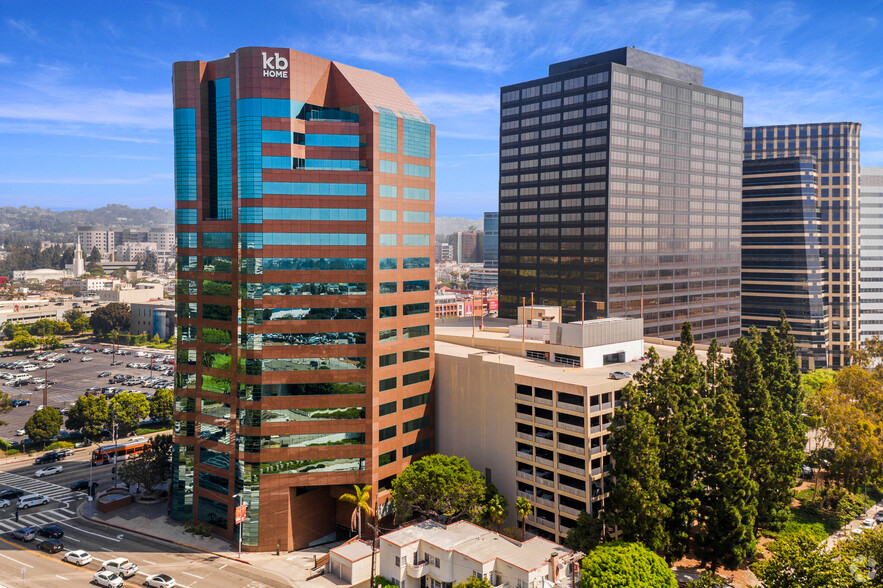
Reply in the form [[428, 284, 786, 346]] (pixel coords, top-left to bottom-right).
[[380, 520, 570, 572], [331, 538, 376, 562]]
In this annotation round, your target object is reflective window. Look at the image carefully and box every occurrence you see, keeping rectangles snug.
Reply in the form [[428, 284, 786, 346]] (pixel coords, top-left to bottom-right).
[[379, 329, 397, 342], [239, 233, 366, 249], [403, 187, 430, 201], [202, 256, 232, 273], [255, 257, 366, 272], [403, 163, 430, 177], [177, 256, 197, 272], [403, 347, 430, 362], [403, 211, 430, 223], [262, 182, 366, 196], [380, 160, 397, 174], [403, 257, 430, 269], [380, 234, 397, 246], [379, 113, 398, 154], [379, 258, 397, 270], [403, 118, 431, 159], [380, 282, 397, 294], [403, 325, 430, 339], [379, 210, 397, 222], [402, 234, 430, 246], [199, 423, 230, 445], [245, 357, 366, 374], [403, 280, 429, 292], [240, 207, 366, 222], [203, 233, 232, 249], [176, 209, 196, 225], [241, 282, 366, 299], [174, 108, 197, 202], [403, 302, 430, 316], [177, 232, 196, 248], [239, 382, 365, 400], [379, 185, 397, 198]]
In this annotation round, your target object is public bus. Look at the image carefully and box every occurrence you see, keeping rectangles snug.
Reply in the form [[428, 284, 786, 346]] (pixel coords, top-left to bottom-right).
[[91, 436, 151, 465]]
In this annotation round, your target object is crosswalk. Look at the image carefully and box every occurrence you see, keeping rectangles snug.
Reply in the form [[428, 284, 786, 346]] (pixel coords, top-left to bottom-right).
[[0, 470, 86, 504], [0, 470, 86, 533]]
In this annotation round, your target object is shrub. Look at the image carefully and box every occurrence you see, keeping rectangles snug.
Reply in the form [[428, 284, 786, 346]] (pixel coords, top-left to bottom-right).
[[44, 441, 75, 451], [5, 449, 20, 456]]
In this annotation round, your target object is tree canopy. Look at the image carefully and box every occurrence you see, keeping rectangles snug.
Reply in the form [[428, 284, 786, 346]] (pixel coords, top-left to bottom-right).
[[117, 434, 172, 492], [390, 454, 486, 523], [751, 532, 856, 588], [149, 388, 173, 422], [65, 394, 109, 440], [564, 511, 603, 555], [579, 542, 677, 588], [90, 303, 131, 335], [25, 407, 63, 442], [108, 391, 149, 436]]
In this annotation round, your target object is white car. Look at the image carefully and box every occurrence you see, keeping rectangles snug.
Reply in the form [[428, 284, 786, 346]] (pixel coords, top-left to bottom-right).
[[609, 370, 633, 380], [63, 549, 93, 566], [21, 365, 37, 372], [93, 570, 124, 587], [101, 557, 139, 578], [35, 465, 62, 478], [145, 574, 177, 588], [43, 363, 55, 369], [15, 429, 25, 436], [80, 356, 93, 362], [0, 499, 10, 508], [862, 518, 876, 530]]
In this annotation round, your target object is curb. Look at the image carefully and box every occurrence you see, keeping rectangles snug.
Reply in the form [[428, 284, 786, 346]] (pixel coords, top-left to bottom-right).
[[76, 501, 251, 565]]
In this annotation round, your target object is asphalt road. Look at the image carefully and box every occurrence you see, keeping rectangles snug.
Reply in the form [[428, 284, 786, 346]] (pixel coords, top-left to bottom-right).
[[0, 345, 174, 443], [0, 451, 290, 588]]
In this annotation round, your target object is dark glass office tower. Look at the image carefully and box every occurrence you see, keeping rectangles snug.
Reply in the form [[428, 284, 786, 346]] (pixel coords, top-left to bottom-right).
[[742, 157, 828, 369], [484, 211, 499, 268], [497, 48, 743, 343], [172, 47, 435, 551], [744, 122, 861, 367]]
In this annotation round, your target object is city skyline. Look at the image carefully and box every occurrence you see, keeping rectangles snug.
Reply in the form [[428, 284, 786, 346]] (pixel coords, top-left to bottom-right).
[[1, 0, 882, 215]]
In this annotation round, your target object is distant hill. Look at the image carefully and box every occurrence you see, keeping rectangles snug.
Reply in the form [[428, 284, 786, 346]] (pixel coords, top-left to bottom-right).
[[0, 205, 173, 242], [436, 216, 484, 235]]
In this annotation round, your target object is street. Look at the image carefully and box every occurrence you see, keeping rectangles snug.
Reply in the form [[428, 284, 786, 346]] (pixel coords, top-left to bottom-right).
[[0, 451, 292, 587]]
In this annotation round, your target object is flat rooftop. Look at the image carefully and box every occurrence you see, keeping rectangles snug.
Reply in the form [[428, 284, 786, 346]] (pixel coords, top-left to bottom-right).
[[380, 520, 570, 571]]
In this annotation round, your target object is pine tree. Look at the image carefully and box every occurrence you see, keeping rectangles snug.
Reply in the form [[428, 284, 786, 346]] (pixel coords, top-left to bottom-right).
[[695, 339, 758, 569], [608, 379, 671, 554], [732, 327, 786, 532]]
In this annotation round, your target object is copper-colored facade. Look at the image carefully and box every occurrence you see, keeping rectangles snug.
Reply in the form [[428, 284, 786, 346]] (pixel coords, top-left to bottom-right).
[[171, 47, 435, 551]]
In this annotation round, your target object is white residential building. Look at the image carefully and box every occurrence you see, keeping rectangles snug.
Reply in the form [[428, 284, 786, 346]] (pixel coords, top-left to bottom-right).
[[862, 167, 883, 341], [329, 520, 573, 588]]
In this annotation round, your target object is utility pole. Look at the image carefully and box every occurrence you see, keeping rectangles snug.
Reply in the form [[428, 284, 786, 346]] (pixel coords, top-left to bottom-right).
[[111, 408, 118, 487], [42, 364, 48, 409], [369, 497, 379, 588]]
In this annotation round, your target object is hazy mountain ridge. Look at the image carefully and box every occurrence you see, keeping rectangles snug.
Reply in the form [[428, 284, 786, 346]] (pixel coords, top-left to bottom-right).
[[0, 204, 173, 238], [436, 216, 484, 235]]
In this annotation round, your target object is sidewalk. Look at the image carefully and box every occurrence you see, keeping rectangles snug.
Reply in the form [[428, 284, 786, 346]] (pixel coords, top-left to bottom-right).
[[78, 496, 348, 587]]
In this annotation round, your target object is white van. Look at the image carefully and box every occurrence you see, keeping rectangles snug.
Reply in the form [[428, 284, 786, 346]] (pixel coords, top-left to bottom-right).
[[20, 365, 38, 373], [17, 494, 49, 509]]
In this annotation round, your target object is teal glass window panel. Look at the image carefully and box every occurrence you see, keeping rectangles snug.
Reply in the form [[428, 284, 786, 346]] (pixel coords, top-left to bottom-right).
[[240, 233, 366, 248], [403, 118, 431, 159], [198, 471, 229, 495], [210, 78, 232, 220], [240, 282, 366, 299], [262, 182, 366, 196], [305, 133, 360, 148], [300, 159, 361, 171], [403, 187, 430, 200], [176, 209, 197, 225], [203, 233, 232, 248], [199, 423, 230, 445], [403, 163, 430, 177], [260, 258, 366, 271], [261, 130, 292, 144], [403, 257, 430, 269], [177, 256, 197, 272], [402, 234, 430, 246], [199, 447, 229, 470], [379, 234, 397, 246], [379, 185, 397, 198], [241, 207, 366, 222], [254, 307, 367, 321], [379, 160, 397, 174], [262, 156, 292, 170], [173, 108, 196, 201], [202, 256, 233, 273], [403, 211, 430, 223], [403, 280, 430, 292], [379, 113, 398, 154], [379, 258, 397, 270], [177, 233, 196, 248], [379, 210, 397, 222]]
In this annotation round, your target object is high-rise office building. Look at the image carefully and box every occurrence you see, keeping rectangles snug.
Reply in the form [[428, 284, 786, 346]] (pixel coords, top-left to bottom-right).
[[497, 47, 743, 343], [742, 157, 828, 369], [744, 122, 861, 367], [171, 46, 435, 551], [861, 167, 883, 341], [483, 211, 499, 268]]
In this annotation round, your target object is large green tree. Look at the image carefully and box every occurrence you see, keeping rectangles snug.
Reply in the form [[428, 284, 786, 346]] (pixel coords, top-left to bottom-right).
[[66, 394, 109, 440], [579, 542, 677, 588], [5, 331, 36, 351], [108, 391, 150, 436], [607, 367, 670, 554], [751, 532, 856, 588], [390, 454, 486, 522], [117, 434, 173, 493], [90, 303, 131, 335], [564, 510, 603, 555], [25, 406, 63, 442], [694, 340, 758, 569], [149, 388, 173, 422], [70, 315, 91, 335], [63, 307, 84, 324]]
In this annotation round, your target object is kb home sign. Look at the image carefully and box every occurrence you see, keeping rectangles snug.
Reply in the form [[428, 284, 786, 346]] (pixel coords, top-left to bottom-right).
[[262, 52, 288, 78]]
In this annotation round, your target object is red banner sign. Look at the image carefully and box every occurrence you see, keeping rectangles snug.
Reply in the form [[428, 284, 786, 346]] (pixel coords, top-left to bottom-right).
[[235, 504, 248, 524]]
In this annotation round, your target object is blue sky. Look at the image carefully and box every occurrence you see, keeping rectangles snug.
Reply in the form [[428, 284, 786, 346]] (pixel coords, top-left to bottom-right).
[[0, 1, 881, 218]]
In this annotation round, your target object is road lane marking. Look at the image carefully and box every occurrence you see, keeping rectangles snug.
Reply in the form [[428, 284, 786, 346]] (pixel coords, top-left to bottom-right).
[[100, 547, 113, 551], [0, 551, 33, 567], [64, 534, 80, 542], [56, 576, 68, 580], [182, 571, 204, 579], [219, 563, 227, 569], [59, 521, 121, 542], [143, 558, 158, 564]]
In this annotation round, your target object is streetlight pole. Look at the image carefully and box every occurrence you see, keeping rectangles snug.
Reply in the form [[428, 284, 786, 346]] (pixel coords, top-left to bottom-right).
[[234, 493, 243, 559], [42, 364, 48, 409], [111, 408, 118, 488]]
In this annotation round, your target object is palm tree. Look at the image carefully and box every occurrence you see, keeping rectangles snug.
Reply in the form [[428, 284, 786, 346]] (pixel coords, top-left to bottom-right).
[[339, 484, 373, 539], [516, 497, 533, 540], [485, 494, 506, 532]]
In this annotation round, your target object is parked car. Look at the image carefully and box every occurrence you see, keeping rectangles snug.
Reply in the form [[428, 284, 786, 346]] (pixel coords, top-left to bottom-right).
[[57, 357, 70, 363], [35, 452, 61, 465], [57, 448, 74, 457], [0, 499, 10, 508], [70, 479, 97, 492], [43, 363, 55, 369], [145, 574, 177, 588], [0, 489, 24, 501], [874, 511, 883, 525], [80, 356, 93, 362], [609, 371, 633, 380], [11, 400, 29, 407], [93, 570, 124, 588], [34, 465, 63, 478], [14, 429, 25, 436], [101, 557, 139, 578], [98, 371, 111, 377], [37, 524, 64, 539], [62, 549, 93, 566], [39, 538, 64, 553], [862, 518, 877, 530], [17, 494, 49, 508], [11, 527, 36, 541], [801, 464, 813, 479]]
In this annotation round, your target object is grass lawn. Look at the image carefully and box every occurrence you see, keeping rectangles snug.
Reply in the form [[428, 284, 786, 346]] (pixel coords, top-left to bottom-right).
[[136, 425, 173, 435]]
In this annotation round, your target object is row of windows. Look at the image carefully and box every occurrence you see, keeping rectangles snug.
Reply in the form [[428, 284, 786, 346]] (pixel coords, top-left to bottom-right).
[[239, 282, 366, 298], [262, 157, 363, 171], [240, 232, 366, 249], [240, 207, 366, 223], [378, 234, 431, 246], [379, 280, 431, 294], [183, 255, 428, 274], [239, 332, 366, 348], [379, 347, 431, 366], [501, 72, 609, 103], [261, 130, 360, 147]]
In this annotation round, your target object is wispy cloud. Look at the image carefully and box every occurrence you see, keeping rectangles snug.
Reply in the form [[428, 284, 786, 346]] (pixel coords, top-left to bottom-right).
[[0, 54, 10, 65], [6, 18, 39, 42]]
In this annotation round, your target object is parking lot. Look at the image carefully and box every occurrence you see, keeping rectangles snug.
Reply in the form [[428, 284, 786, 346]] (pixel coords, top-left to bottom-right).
[[0, 344, 174, 443]]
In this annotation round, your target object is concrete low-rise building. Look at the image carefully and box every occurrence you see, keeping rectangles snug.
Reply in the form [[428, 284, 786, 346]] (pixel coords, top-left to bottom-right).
[[99, 283, 164, 304], [434, 311, 715, 544], [329, 520, 573, 588], [130, 300, 175, 339]]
